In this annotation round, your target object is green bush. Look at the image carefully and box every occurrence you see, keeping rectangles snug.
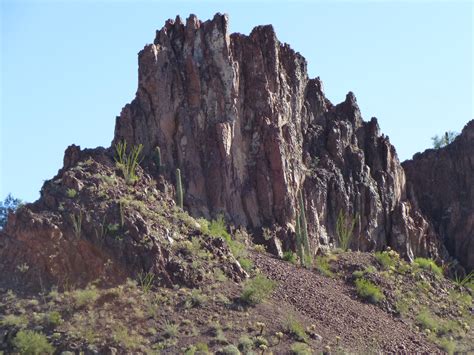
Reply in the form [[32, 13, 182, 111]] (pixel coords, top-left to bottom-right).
[[238, 258, 253, 273], [46, 311, 62, 327], [66, 188, 77, 198], [72, 286, 99, 307], [220, 344, 241, 355], [315, 255, 334, 277], [375, 251, 396, 270], [416, 308, 437, 331], [290, 342, 312, 355], [12, 330, 54, 354], [283, 251, 297, 264], [238, 335, 254, 352], [285, 317, 308, 342], [355, 278, 384, 304], [240, 274, 277, 305], [414, 258, 443, 277]]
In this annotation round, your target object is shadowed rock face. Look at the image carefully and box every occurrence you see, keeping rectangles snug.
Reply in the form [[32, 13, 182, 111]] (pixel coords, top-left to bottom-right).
[[403, 121, 474, 271], [114, 13, 447, 262]]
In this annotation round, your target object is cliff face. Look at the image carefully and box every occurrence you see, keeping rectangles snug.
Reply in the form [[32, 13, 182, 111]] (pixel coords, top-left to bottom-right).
[[114, 14, 445, 261], [403, 121, 474, 271]]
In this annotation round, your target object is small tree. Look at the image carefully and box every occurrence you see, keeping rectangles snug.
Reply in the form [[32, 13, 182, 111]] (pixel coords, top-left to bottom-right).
[[431, 131, 458, 149], [0, 194, 22, 229]]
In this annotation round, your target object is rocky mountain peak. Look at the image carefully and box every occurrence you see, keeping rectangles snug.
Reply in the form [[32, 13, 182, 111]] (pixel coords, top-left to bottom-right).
[[113, 13, 449, 265]]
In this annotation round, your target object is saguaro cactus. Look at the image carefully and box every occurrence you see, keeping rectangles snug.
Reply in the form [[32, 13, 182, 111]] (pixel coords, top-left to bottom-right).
[[154, 146, 162, 173], [175, 168, 183, 209]]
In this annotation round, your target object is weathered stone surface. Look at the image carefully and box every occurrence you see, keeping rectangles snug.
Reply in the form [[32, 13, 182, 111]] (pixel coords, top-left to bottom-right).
[[403, 121, 474, 271], [114, 13, 447, 262]]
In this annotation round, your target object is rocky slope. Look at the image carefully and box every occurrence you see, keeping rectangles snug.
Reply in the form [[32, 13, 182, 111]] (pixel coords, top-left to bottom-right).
[[114, 13, 446, 263], [403, 120, 474, 271], [0, 146, 245, 291]]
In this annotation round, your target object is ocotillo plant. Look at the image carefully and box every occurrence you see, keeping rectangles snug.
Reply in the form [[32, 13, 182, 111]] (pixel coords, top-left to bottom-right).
[[175, 168, 183, 209], [336, 210, 356, 251], [154, 146, 162, 173]]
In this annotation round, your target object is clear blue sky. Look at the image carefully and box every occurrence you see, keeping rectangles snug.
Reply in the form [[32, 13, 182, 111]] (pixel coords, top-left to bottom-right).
[[1, 1, 472, 202]]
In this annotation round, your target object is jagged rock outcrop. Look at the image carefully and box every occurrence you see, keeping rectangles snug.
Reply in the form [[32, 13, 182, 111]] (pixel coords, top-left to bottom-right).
[[403, 121, 474, 271], [114, 13, 447, 262], [0, 147, 246, 291]]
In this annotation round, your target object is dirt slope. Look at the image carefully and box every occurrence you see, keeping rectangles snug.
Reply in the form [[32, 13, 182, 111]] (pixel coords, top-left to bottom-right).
[[253, 252, 438, 353]]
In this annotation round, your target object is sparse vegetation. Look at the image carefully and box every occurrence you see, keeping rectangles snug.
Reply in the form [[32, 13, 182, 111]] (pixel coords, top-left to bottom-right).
[[290, 341, 312, 355], [138, 271, 155, 293], [12, 330, 54, 354], [283, 251, 297, 264], [0, 193, 22, 229], [414, 257, 443, 277], [240, 274, 277, 305], [315, 255, 334, 277], [72, 285, 99, 307], [285, 316, 308, 342], [354, 278, 384, 304], [66, 188, 77, 198], [431, 131, 458, 149], [375, 251, 396, 270]]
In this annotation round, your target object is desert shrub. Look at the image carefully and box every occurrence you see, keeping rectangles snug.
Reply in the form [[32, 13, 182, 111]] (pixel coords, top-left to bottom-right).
[[285, 316, 308, 342], [283, 251, 297, 264], [137, 272, 155, 293], [66, 188, 77, 198], [296, 191, 312, 266], [374, 251, 396, 270], [46, 311, 62, 327], [1, 314, 28, 328], [432, 131, 458, 149], [315, 255, 334, 277], [238, 335, 254, 352], [0, 193, 22, 229], [12, 330, 54, 354], [112, 324, 143, 349], [355, 278, 384, 303], [253, 244, 266, 253], [416, 309, 437, 331], [290, 342, 312, 355], [208, 215, 231, 240], [185, 342, 210, 355], [162, 320, 179, 338], [73, 286, 99, 307], [240, 274, 277, 305], [414, 258, 443, 277], [439, 338, 456, 355], [220, 344, 241, 355], [238, 258, 253, 273], [453, 271, 474, 289], [186, 289, 208, 308]]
